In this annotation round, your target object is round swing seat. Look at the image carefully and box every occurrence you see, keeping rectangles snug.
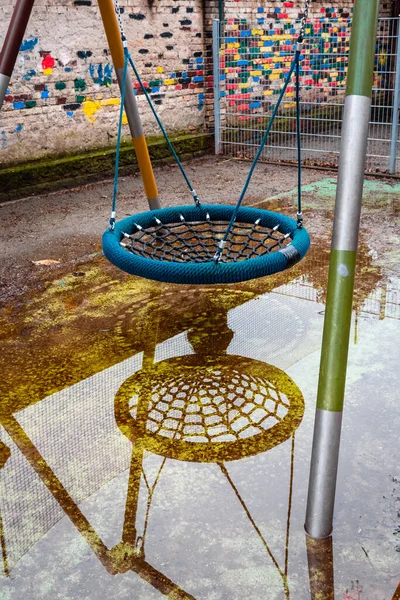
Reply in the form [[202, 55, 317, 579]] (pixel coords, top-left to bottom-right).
[[102, 204, 310, 285]]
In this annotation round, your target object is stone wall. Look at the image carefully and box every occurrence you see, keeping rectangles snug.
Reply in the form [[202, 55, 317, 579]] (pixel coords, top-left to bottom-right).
[[0, 0, 207, 164], [217, 0, 392, 22], [0, 0, 392, 166]]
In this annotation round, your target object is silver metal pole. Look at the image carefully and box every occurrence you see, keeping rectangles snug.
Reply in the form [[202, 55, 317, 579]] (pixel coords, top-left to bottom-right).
[[305, 0, 380, 539], [212, 19, 221, 155], [390, 17, 400, 174]]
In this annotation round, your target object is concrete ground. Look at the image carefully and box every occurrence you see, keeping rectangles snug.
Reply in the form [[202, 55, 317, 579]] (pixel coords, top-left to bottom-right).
[[0, 160, 399, 599], [0, 155, 326, 306]]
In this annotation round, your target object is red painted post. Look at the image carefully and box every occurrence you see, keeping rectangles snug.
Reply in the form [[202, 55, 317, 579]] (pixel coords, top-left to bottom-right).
[[0, 0, 36, 109]]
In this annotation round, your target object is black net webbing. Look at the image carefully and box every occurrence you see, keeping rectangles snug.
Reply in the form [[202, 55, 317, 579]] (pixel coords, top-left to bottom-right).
[[120, 218, 291, 264]]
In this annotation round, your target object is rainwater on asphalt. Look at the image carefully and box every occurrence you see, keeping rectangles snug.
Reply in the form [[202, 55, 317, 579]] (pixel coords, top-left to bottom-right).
[[0, 178, 399, 599]]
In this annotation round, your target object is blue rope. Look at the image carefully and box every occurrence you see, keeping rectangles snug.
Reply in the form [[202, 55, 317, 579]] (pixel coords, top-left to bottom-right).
[[213, 51, 300, 262], [110, 47, 129, 230], [128, 56, 200, 207]]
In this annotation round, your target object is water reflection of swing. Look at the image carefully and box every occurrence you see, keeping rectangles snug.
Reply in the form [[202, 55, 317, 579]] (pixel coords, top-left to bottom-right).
[[1, 417, 195, 598], [1, 305, 304, 598], [3, 427, 400, 600], [116, 305, 305, 598]]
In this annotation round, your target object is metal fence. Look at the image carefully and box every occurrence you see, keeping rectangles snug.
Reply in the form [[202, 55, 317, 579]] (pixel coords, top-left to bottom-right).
[[213, 17, 400, 175]]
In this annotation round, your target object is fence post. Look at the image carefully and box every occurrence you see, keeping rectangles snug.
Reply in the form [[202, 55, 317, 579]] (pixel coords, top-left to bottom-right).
[[212, 19, 222, 155], [305, 0, 380, 539], [390, 18, 400, 174]]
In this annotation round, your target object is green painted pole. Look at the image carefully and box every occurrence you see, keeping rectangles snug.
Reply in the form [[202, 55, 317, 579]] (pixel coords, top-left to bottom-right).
[[305, 0, 380, 539]]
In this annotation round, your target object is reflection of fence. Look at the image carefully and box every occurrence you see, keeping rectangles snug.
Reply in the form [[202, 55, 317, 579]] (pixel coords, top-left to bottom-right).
[[213, 17, 400, 174], [274, 275, 400, 320], [360, 278, 400, 320]]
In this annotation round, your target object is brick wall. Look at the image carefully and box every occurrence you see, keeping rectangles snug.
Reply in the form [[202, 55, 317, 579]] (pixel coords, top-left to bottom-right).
[[0, 0, 207, 165], [0, 0, 392, 166], [203, 0, 391, 134], [212, 0, 391, 24]]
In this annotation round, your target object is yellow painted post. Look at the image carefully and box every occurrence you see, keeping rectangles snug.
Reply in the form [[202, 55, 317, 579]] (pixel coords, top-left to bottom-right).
[[97, 0, 160, 209]]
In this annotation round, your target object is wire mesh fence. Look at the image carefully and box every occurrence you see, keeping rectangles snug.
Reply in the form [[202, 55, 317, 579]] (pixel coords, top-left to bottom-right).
[[273, 273, 400, 321], [213, 17, 400, 174]]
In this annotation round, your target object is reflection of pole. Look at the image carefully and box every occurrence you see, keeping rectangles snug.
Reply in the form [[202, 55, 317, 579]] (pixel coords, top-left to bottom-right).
[[0, 506, 8, 577], [0, 0, 36, 110], [389, 19, 400, 174], [97, 0, 160, 210], [121, 287, 162, 549], [3, 417, 112, 571], [2, 416, 195, 597], [306, 536, 334, 600], [122, 444, 144, 546], [305, 0, 380, 539], [0, 440, 11, 577], [392, 582, 400, 599]]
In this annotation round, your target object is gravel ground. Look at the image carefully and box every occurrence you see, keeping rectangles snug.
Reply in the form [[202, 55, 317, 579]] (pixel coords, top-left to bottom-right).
[[0, 155, 327, 306]]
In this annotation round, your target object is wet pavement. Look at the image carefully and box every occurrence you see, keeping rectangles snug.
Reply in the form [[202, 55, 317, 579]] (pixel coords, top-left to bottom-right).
[[0, 176, 399, 599]]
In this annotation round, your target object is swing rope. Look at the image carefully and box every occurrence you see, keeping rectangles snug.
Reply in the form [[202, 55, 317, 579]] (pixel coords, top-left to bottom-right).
[[102, 0, 311, 285], [110, 0, 200, 232], [128, 55, 201, 207], [213, 47, 303, 263], [110, 44, 129, 231], [295, 47, 303, 227], [110, 0, 307, 247], [211, 5, 310, 262]]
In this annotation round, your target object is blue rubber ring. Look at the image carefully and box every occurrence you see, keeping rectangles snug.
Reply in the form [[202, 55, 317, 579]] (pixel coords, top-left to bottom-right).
[[102, 204, 310, 285]]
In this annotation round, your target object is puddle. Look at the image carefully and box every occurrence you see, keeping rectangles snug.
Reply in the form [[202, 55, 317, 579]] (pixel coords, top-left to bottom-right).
[[0, 194, 399, 599]]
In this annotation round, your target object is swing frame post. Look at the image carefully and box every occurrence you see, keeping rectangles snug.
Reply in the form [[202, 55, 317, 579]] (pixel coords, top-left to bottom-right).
[[0, 0, 36, 110], [305, 0, 380, 539], [97, 0, 161, 210]]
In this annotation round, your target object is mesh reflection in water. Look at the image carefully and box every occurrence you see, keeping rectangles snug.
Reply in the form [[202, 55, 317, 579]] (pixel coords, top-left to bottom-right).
[[115, 312, 304, 462], [115, 356, 304, 462], [114, 312, 304, 598]]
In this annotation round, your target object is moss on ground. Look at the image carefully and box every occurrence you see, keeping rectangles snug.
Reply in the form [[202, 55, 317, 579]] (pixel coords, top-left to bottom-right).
[[0, 132, 213, 202]]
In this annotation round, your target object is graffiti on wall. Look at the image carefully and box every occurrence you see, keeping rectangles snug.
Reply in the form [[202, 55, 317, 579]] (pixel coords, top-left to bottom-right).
[[220, 11, 389, 123], [220, 14, 352, 122], [1, 2, 206, 137]]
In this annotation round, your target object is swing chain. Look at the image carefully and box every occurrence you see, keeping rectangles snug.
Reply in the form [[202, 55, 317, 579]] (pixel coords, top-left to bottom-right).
[[294, 0, 309, 229], [109, 0, 202, 216], [113, 0, 128, 47], [298, 0, 310, 43]]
